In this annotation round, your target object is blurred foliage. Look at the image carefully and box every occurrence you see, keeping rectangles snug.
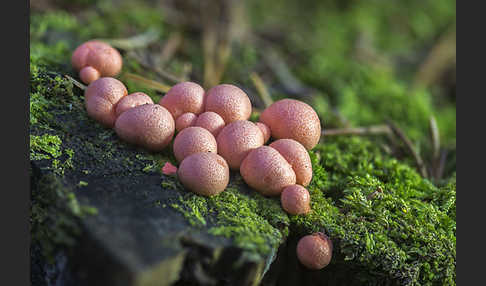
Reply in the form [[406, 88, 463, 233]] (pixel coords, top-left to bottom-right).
[[246, 0, 456, 147]]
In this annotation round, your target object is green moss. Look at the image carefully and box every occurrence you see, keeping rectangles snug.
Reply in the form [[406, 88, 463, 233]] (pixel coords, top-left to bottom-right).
[[31, 174, 97, 263], [29, 61, 78, 130], [77, 181, 89, 187], [29, 62, 80, 176], [30, 91, 53, 126], [168, 177, 289, 258], [167, 136, 454, 284], [30, 134, 74, 176], [289, 137, 455, 285], [432, 174, 456, 221], [30, 135, 63, 160]]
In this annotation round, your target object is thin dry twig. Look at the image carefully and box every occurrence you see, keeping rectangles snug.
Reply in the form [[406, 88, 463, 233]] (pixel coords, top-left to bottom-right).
[[245, 34, 318, 98], [94, 29, 160, 51], [159, 32, 183, 66], [387, 121, 429, 178], [250, 72, 273, 108], [64, 75, 86, 90], [322, 125, 392, 137], [201, 0, 245, 89], [201, 1, 229, 88], [414, 25, 456, 89], [122, 72, 171, 93], [435, 149, 448, 181], [429, 116, 440, 160], [262, 45, 309, 96], [127, 50, 186, 83]]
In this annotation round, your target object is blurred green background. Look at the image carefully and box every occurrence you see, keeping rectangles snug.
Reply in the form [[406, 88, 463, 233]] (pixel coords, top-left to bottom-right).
[[31, 0, 456, 155]]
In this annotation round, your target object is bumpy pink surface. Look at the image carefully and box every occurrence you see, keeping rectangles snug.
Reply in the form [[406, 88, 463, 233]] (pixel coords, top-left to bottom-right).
[[255, 122, 271, 143], [84, 77, 128, 128], [195, 111, 226, 137], [280, 185, 311, 215], [159, 82, 205, 119], [270, 139, 312, 186], [173, 127, 217, 163], [204, 84, 252, 124], [72, 41, 122, 83], [114, 104, 175, 151], [79, 66, 100, 84], [115, 92, 154, 117], [216, 120, 264, 170], [240, 146, 296, 196], [296, 233, 333, 270], [177, 152, 229, 197], [175, 112, 198, 132], [260, 99, 321, 150]]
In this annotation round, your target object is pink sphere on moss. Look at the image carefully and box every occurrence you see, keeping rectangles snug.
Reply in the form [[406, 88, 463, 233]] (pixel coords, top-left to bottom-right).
[[195, 111, 226, 137], [79, 66, 100, 85], [281, 185, 311, 215], [84, 77, 128, 128], [260, 99, 321, 150], [177, 152, 230, 197], [240, 146, 296, 196], [216, 120, 264, 170], [204, 84, 252, 123], [173, 127, 218, 163], [296, 233, 333, 270], [175, 112, 198, 133], [270, 139, 312, 186], [114, 104, 175, 151], [255, 122, 271, 144], [159, 82, 205, 119], [72, 41, 123, 84], [115, 92, 154, 117]]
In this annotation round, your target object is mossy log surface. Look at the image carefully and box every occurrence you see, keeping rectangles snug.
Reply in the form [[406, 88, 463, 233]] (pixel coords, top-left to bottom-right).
[[30, 66, 455, 286], [30, 70, 280, 286]]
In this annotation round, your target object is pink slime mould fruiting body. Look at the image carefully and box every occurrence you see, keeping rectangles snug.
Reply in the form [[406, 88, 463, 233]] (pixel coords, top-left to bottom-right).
[[296, 233, 333, 270], [175, 112, 198, 133], [177, 152, 230, 197], [195, 111, 226, 137], [280, 184, 311, 215], [159, 82, 205, 119], [216, 120, 264, 170], [114, 104, 175, 151], [115, 92, 154, 117], [72, 41, 123, 84], [84, 77, 128, 128], [204, 84, 252, 124], [270, 139, 312, 186], [172, 127, 218, 163], [240, 146, 296, 196], [260, 99, 321, 150]]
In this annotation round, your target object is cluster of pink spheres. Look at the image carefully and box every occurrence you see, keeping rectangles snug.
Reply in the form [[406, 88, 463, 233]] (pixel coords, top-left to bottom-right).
[[72, 40, 332, 270]]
